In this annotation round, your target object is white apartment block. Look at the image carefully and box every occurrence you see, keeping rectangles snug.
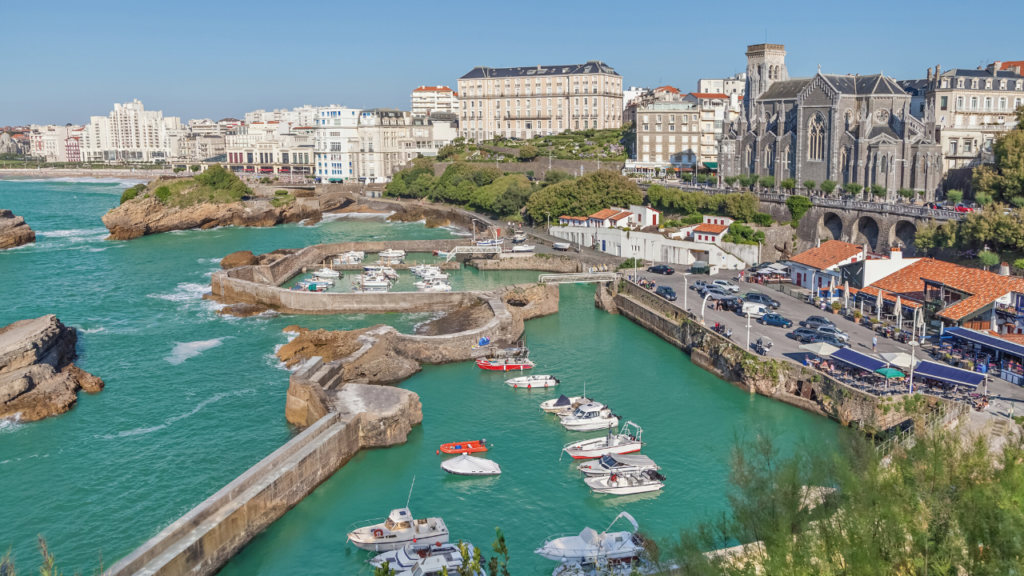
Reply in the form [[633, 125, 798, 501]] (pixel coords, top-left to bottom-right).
[[411, 86, 457, 117], [314, 106, 361, 182], [79, 100, 182, 163], [244, 105, 320, 127], [225, 121, 315, 176], [28, 125, 79, 162], [457, 60, 623, 141], [628, 101, 699, 175], [354, 109, 415, 183], [697, 72, 746, 97]]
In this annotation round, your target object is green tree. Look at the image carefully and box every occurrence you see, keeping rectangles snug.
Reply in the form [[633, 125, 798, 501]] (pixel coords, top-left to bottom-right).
[[436, 144, 456, 161], [975, 191, 994, 205], [487, 528, 512, 576], [845, 182, 863, 196], [947, 189, 964, 205], [492, 178, 533, 216], [173, 167, 185, 176], [189, 165, 200, 173], [972, 128, 1024, 202], [724, 175, 740, 188], [785, 195, 812, 228], [758, 175, 775, 190], [869, 184, 887, 198], [1014, 258, 1024, 271], [543, 169, 573, 185], [722, 193, 760, 223], [898, 187, 915, 201], [780, 178, 796, 192], [696, 174, 708, 184], [979, 250, 1000, 269], [802, 179, 816, 192], [820, 180, 837, 195], [517, 144, 539, 161], [751, 213, 774, 226]]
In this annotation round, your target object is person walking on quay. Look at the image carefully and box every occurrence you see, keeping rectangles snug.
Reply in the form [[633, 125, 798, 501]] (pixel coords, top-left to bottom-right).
[[872, 335, 877, 352]]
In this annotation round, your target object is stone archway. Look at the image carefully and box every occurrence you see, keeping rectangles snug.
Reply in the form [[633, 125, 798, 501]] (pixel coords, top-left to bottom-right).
[[819, 212, 844, 241], [892, 220, 918, 256], [853, 216, 880, 251]]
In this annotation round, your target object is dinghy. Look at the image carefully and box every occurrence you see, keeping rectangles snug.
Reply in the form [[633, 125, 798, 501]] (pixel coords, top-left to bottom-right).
[[560, 403, 620, 432], [578, 454, 659, 478], [562, 421, 644, 460], [511, 244, 535, 252], [506, 375, 559, 388], [440, 453, 501, 476], [584, 470, 665, 495], [379, 248, 407, 259], [438, 439, 487, 454]]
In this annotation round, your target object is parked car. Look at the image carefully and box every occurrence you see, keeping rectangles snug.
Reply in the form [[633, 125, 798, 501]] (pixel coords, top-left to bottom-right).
[[720, 296, 744, 311], [815, 325, 850, 342], [789, 328, 820, 343], [743, 292, 780, 309], [742, 302, 769, 317], [713, 279, 740, 293], [703, 286, 730, 300], [759, 313, 793, 328], [954, 203, 975, 213], [648, 265, 675, 275], [691, 280, 708, 291], [806, 333, 849, 348], [655, 286, 677, 301], [799, 315, 836, 330]]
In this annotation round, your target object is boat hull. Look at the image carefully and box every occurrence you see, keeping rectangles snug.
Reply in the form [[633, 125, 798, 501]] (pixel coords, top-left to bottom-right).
[[584, 478, 664, 495], [561, 418, 620, 432], [477, 359, 535, 371], [564, 443, 641, 460], [439, 440, 487, 454], [506, 376, 558, 388], [348, 531, 450, 552]]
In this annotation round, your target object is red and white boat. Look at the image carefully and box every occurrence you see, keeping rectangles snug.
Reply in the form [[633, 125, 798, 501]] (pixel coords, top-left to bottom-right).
[[562, 421, 644, 460], [506, 375, 557, 388], [438, 439, 488, 454], [476, 357, 535, 371]]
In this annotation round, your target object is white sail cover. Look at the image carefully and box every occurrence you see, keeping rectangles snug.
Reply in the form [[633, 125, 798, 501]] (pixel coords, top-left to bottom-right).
[[440, 454, 501, 476]]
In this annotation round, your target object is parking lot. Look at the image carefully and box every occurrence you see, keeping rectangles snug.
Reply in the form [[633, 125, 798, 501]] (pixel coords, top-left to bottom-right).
[[625, 262, 1024, 418]]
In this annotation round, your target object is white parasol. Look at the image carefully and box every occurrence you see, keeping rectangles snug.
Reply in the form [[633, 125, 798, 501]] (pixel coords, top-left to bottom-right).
[[893, 296, 903, 327], [878, 352, 915, 368]]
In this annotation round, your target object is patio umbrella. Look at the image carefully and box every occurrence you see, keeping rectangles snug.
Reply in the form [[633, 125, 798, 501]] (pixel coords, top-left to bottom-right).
[[875, 367, 905, 378], [893, 296, 903, 327], [800, 342, 839, 357], [844, 280, 850, 309], [828, 276, 835, 299], [878, 352, 914, 368]]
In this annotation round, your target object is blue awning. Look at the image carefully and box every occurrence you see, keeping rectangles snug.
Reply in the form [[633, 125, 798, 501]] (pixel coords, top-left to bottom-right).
[[832, 347, 886, 372], [945, 327, 1024, 359], [913, 360, 983, 389]]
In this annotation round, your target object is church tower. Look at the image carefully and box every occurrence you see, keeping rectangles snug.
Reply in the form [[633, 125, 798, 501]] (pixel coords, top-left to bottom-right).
[[744, 44, 788, 121]]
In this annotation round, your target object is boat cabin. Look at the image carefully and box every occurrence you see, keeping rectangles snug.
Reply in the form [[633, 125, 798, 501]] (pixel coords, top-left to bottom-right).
[[385, 508, 414, 531], [570, 403, 606, 419]]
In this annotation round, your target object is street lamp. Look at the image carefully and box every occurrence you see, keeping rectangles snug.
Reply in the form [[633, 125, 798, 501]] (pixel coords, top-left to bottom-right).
[[683, 273, 690, 311], [746, 312, 752, 353], [908, 340, 918, 394], [544, 212, 551, 235], [701, 293, 711, 325]]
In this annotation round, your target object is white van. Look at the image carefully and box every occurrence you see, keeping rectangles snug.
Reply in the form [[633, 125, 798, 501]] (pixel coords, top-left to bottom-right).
[[741, 302, 769, 318]]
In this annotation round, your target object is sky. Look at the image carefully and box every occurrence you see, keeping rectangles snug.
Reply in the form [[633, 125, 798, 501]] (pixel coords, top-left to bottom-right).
[[2, 0, 1021, 126]]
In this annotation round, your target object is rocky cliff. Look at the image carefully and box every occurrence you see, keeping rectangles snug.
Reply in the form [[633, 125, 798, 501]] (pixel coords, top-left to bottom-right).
[[0, 315, 104, 422], [0, 209, 36, 250], [101, 197, 319, 241]]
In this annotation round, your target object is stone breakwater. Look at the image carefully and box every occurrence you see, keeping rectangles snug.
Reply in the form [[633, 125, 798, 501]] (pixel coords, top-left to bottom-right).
[[0, 209, 35, 250], [598, 281, 944, 434], [101, 196, 320, 240], [0, 315, 104, 422]]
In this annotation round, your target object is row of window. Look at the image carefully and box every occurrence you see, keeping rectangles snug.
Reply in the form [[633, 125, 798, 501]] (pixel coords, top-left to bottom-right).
[[940, 95, 1023, 112], [941, 78, 1023, 91], [642, 144, 697, 153], [227, 152, 310, 164], [643, 135, 698, 143]]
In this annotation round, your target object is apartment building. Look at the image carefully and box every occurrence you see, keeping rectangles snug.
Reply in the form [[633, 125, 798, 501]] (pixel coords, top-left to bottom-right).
[[28, 125, 79, 162], [225, 121, 314, 176], [627, 101, 699, 175], [682, 92, 742, 170], [353, 109, 415, 183], [697, 72, 746, 97], [924, 62, 1024, 172], [79, 100, 183, 163], [456, 60, 623, 141], [313, 106, 361, 182], [411, 86, 457, 117], [244, 106, 320, 127]]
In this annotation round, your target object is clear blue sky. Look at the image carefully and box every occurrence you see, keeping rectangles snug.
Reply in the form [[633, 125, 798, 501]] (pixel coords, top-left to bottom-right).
[[3, 0, 1020, 126]]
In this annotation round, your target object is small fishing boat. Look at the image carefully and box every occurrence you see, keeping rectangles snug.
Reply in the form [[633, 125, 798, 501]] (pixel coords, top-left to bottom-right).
[[414, 276, 451, 289], [368, 542, 478, 574], [310, 275, 336, 285], [352, 273, 392, 293], [540, 395, 592, 413], [432, 249, 450, 258], [535, 512, 644, 563], [562, 421, 644, 460], [417, 280, 453, 292], [438, 439, 487, 454], [476, 238, 503, 247], [511, 244, 535, 253], [313, 267, 340, 278], [584, 470, 665, 495], [512, 232, 528, 244], [347, 507, 449, 552], [578, 454, 660, 478], [506, 375, 559, 389], [553, 242, 571, 251], [440, 453, 501, 476], [379, 248, 407, 259], [476, 342, 534, 371], [560, 403, 619, 432], [292, 282, 329, 292]]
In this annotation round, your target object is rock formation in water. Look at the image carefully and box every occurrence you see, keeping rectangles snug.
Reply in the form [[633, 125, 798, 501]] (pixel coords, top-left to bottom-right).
[[220, 250, 260, 269], [102, 196, 319, 241], [0, 315, 104, 422], [0, 209, 36, 250]]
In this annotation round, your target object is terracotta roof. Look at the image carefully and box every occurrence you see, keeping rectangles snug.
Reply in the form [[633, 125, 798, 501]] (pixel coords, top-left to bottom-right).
[[589, 208, 626, 220], [413, 86, 454, 92], [608, 212, 633, 221], [693, 223, 729, 234], [788, 241, 864, 271], [560, 215, 587, 221], [992, 331, 1024, 345], [655, 85, 680, 94], [690, 92, 729, 99], [995, 61, 1024, 71], [869, 258, 1024, 322]]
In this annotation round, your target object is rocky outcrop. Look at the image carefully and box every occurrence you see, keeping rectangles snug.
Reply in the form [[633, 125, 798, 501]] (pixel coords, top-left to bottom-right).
[[216, 303, 270, 318], [414, 301, 493, 336], [277, 326, 374, 369], [0, 209, 36, 250], [220, 250, 260, 269], [333, 384, 423, 447], [502, 283, 560, 323], [101, 197, 319, 240], [0, 315, 104, 422]]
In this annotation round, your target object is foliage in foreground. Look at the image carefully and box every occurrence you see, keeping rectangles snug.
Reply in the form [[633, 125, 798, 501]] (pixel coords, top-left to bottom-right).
[[667, 425, 1024, 575]]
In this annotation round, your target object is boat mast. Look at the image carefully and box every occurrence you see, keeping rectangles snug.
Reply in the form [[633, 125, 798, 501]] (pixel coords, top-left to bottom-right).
[[406, 475, 416, 508]]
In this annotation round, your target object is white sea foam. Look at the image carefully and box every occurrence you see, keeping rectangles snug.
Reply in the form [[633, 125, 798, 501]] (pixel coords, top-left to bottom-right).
[[77, 326, 105, 334], [87, 247, 108, 252], [5, 177, 148, 186], [148, 282, 211, 302], [0, 413, 23, 433], [321, 210, 395, 222], [37, 227, 108, 239], [97, 390, 255, 439], [164, 338, 225, 365]]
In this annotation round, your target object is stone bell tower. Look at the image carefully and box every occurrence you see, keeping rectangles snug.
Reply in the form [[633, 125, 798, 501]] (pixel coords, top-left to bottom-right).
[[744, 44, 788, 121]]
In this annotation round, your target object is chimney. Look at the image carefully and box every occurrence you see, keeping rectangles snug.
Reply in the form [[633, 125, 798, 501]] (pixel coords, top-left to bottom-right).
[[890, 245, 902, 261], [863, 243, 869, 260], [936, 64, 941, 77], [927, 67, 933, 82], [989, 61, 1003, 74], [1000, 262, 1010, 276]]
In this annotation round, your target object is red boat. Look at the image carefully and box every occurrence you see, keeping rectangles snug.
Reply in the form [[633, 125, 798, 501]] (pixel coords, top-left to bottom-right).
[[439, 439, 487, 454], [476, 357, 535, 371]]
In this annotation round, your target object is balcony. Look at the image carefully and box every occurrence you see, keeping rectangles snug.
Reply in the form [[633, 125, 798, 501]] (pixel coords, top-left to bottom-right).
[[995, 303, 1024, 318]]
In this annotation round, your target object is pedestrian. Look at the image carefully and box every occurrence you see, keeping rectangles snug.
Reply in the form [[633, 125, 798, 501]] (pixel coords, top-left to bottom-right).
[[872, 335, 877, 352]]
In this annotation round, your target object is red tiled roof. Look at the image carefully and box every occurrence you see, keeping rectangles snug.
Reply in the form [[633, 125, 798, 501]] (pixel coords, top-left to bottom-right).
[[993, 331, 1024, 344], [589, 208, 627, 220], [869, 258, 1024, 321], [413, 86, 454, 92], [994, 61, 1024, 71], [690, 92, 729, 99], [560, 215, 587, 221], [608, 212, 632, 221], [655, 86, 680, 94], [693, 223, 728, 234], [788, 241, 864, 271]]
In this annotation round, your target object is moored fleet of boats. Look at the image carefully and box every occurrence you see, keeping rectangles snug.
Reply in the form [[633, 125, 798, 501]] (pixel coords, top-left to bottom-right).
[[290, 248, 458, 293]]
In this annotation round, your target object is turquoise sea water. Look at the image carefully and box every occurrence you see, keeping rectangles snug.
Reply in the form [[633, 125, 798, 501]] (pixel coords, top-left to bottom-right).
[[0, 178, 837, 574]]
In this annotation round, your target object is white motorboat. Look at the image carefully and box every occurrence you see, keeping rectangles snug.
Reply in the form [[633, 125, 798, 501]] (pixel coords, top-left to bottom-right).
[[562, 421, 644, 460], [440, 453, 501, 476], [476, 238, 503, 247], [353, 273, 392, 293], [310, 275, 336, 285], [416, 279, 452, 292], [577, 454, 660, 478], [347, 507, 449, 552], [414, 275, 450, 289], [553, 242, 572, 251], [535, 512, 645, 563], [540, 395, 592, 414], [421, 271, 450, 281], [506, 375, 559, 389], [379, 248, 407, 259], [338, 250, 365, 264], [369, 542, 477, 574], [392, 555, 482, 576], [512, 232, 528, 244], [584, 469, 665, 495], [560, 402, 620, 432], [313, 267, 340, 278], [511, 244, 535, 252], [409, 264, 435, 276]]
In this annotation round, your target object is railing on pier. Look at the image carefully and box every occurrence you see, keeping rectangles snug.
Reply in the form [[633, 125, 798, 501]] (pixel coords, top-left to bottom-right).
[[444, 245, 502, 262], [876, 401, 969, 457], [538, 272, 619, 284]]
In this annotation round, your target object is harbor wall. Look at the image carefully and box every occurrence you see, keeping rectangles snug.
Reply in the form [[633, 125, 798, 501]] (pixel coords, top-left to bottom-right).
[[467, 253, 585, 273], [605, 281, 931, 432]]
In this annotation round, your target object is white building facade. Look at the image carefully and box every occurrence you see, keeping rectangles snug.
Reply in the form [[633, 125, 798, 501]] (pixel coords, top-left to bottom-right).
[[79, 100, 182, 163], [411, 86, 457, 117], [314, 106, 361, 182]]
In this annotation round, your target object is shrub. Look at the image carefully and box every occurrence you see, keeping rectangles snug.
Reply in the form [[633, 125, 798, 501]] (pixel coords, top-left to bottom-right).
[[618, 257, 645, 270], [785, 195, 813, 228], [751, 213, 773, 226], [975, 191, 993, 205], [120, 183, 145, 204], [803, 180, 816, 192], [946, 189, 964, 204], [525, 170, 535, 180], [154, 186, 171, 203], [274, 189, 289, 196], [831, 301, 842, 311], [870, 184, 887, 197], [724, 175, 739, 187], [680, 213, 703, 226], [1014, 258, 1024, 270], [518, 145, 539, 161], [979, 250, 1000, 268], [780, 178, 796, 192], [898, 188, 915, 200], [845, 183, 863, 196], [758, 175, 775, 189], [821, 180, 837, 194]]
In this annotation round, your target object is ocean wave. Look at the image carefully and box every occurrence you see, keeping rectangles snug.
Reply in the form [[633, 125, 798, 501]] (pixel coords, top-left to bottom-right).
[[0, 413, 23, 433], [76, 326, 105, 334], [164, 337, 226, 365], [37, 227, 109, 239], [97, 390, 255, 439], [87, 247, 108, 252], [148, 282, 211, 302], [321, 211, 395, 222], [197, 257, 223, 264], [5, 177, 149, 186], [441, 225, 472, 236]]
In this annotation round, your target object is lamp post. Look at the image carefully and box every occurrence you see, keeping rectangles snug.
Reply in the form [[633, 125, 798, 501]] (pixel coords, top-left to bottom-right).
[[701, 293, 711, 325], [746, 312, 752, 353], [683, 273, 690, 312], [544, 212, 550, 235], [908, 340, 918, 394]]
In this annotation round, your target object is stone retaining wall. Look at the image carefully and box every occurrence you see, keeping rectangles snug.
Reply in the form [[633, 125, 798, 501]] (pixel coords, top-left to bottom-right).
[[466, 254, 584, 273]]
